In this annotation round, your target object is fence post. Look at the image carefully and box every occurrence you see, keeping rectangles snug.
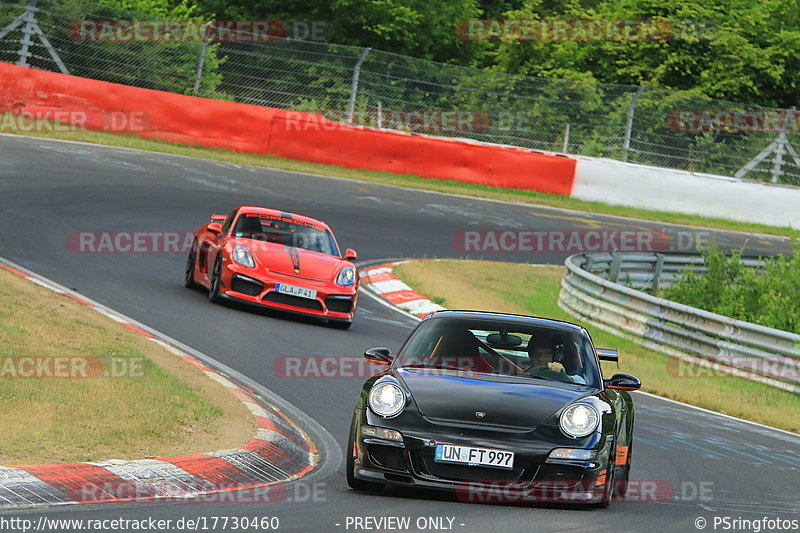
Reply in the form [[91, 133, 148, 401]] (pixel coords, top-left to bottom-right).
[[623, 85, 645, 162], [347, 47, 371, 124], [735, 107, 800, 183], [192, 38, 210, 96], [562, 124, 570, 153], [2, 0, 69, 74], [15, 0, 38, 68]]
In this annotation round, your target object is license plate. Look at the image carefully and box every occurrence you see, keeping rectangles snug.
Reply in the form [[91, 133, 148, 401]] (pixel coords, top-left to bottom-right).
[[435, 444, 514, 470], [275, 283, 317, 300]]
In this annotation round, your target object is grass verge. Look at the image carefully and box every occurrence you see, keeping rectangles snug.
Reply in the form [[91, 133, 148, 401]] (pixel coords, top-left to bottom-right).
[[0, 267, 256, 464], [4, 122, 799, 239], [393, 259, 800, 433]]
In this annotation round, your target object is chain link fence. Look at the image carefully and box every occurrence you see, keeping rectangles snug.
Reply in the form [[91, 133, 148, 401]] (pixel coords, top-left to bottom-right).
[[2, 0, 799, 185]]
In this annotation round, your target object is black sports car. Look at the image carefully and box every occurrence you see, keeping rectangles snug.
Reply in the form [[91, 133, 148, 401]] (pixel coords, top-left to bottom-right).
[[346, 310, 641, 507]]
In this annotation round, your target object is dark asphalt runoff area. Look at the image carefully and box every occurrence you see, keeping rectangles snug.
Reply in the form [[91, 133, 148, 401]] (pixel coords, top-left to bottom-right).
[[0, 134, 797, 533]]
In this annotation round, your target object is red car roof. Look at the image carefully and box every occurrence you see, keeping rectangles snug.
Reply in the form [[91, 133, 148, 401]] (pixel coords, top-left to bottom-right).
[[236, 206, 330, 230]]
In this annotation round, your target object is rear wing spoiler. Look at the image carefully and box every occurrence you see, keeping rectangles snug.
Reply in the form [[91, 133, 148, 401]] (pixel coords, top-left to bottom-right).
[[209, 214, 226, 222], [596, 348, 620, 368]]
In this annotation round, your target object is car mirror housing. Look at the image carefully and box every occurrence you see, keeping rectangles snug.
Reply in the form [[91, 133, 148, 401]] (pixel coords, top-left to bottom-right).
[[364, 347, 393, 365], [344, 248, 358, 261], [207, 222, 223, 235], [604, 373, 641, 391]]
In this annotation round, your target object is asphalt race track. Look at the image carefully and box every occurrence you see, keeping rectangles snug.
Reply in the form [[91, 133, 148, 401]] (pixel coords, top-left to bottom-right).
[[0, 134, 798, 533]]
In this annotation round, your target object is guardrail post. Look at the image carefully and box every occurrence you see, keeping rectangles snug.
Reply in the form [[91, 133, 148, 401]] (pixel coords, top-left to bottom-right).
[[584, 254, 594, 273], [653, 253, 665, 293], [609, 253, 622, 283]]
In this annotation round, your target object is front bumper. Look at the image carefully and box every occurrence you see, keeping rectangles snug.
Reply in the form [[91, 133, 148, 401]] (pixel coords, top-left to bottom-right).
[[219, 261, 357, 320], [352, 411, 613, 504]]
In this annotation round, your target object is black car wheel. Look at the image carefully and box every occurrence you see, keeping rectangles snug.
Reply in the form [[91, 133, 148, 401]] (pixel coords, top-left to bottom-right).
[[208, 257, 223, 303], [346, 417, 384, 492], [184, 240, 199, 289], [613, 440, 632, 500], [595, 450, 616, 508]]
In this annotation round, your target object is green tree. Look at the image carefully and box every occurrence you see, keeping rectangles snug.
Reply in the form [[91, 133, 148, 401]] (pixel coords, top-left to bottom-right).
[[192, 0, 485, 65], [492, 0, 800, 107]]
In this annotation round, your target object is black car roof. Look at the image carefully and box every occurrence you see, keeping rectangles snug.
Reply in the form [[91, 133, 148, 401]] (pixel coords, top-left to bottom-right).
[[423, 310, 588, 336]]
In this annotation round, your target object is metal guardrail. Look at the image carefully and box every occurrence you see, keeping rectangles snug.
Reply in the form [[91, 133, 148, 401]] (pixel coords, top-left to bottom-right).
[[558, 252, 800, 394]]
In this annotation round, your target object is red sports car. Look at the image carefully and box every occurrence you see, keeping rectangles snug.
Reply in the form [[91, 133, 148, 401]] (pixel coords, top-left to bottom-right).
[[185, 206, 359, 329]]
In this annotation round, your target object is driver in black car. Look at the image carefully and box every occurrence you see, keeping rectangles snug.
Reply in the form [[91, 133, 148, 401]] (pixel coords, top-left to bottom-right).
[[526, 333, 586, 384]]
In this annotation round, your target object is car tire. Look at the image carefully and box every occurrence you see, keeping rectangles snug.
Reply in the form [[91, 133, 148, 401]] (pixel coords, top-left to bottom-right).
[[208, 257, 223, 303], [346, 417, 384, 492], [329, 319, 352, 330], [184, 240, 199, 289], [594, 451, 616, 509], [613, 440, 632, 500]]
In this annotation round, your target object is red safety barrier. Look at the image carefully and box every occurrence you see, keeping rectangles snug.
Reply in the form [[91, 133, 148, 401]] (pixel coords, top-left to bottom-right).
[[268, 115, 576, 194], [0, 62, 576, 195]]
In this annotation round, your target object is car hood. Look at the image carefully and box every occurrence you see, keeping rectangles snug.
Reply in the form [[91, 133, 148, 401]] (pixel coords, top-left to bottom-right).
[[395, 367, 593, 430], [235, 239, 345, 281]]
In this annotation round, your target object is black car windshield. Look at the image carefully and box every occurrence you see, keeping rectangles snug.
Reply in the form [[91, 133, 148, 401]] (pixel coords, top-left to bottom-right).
[[232, 214, 340, 256], [396, 318, 601, 388]]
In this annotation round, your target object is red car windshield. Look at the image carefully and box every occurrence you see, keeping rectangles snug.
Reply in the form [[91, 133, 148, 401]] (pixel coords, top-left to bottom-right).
[[232, 214, 340, 256]]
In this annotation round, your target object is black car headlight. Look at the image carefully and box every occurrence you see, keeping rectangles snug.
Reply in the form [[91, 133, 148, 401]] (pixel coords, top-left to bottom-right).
[[559, 403, 600, 438], [368, 380, 406, 418]]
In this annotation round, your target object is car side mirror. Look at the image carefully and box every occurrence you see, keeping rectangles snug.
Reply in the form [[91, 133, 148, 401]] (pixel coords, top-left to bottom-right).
[[364, 347, 393, 365], [207, 222, 223, 235], [344, 248, 358, 261], [604, 373, 641, 391]]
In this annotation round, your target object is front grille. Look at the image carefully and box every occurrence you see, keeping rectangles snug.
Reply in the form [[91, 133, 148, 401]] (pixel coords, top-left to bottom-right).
[[368, 445, 406, 471], [231, 275, 264, 296], [416, 452, 525, 482], [325, 296, 353, 313], [262, 292, 323, 311]]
